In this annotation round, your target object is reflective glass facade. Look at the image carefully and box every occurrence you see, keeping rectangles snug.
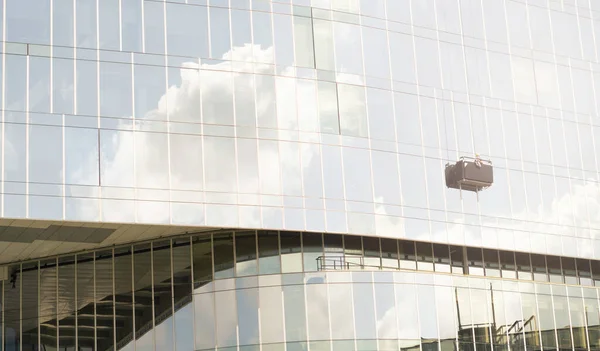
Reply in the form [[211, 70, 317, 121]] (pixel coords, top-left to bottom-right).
[[4, 0, 600, 350], [3, 230, 600, 351], [0, 0, 598, 259]]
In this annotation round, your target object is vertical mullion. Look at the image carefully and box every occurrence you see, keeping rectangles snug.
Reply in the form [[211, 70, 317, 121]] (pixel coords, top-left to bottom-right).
[[112, 249, 116, 350], [170, 240, 175, 351], [189, 235, 195, 351], [55, 258, 59, 350], [37, 262, 40, 350], [74, 260, 78, 350], [131, 246, 136, 351], [94, 251, 98, 351], [150, 242, 155, 351], [18, 264, 21, 351]]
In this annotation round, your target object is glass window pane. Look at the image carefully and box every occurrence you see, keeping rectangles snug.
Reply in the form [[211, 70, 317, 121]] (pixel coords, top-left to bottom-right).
[[521, 293, 540, 349], [29, 125, 63, 184], [333, 22, 363, 75], [134, 64, 166, 119], [553, 295, 572, 349], [7, 0, 50, 44], [344, 235, 363, 269], [396, 284, 419, 340], [464, 47, 490, 97], [204, 136, 237, 192], [538, 292, 557, 349], [236, 231, 258, 277], [100, 61, 132, 118], [76, 254, 95, 350], [54, 0, 73, 47], [471, 289, 492, 345], [280, 232, 302, 273], [172, 239, 193, 351], [562, 257, 578, 285], [303, 232, 323, 272], [367, 88, 395, 141], [76, 0, 97, 48], [153, 242, 173, 350], [5, 54, 27, 111], [516, 252, 532, 280], [258, 231, 280, 274], [39, 259, 57, 350], [381, 238, 398, 269], [375, 283, 397, 340], [210, 7, 231, 59], [362, 26, 390, 78], [450, 246, 464, 274], [354, 283, 377, 340], [170, 133, 203, 191], [505, 291, 524, 349], [144, 0, 165, 54], [399, 241, 416, 270], [293, 15, 314, 68], [113, 247, 133, 351], [415, 37, 441, 88], [363, 237, 381, 268], [294, 79, 318, 133], [261, 286, 285, 344], [252, 11, 273, 62], [416, 242, 434, 271], [76, 59, 98, 116], [433, 244, 450, 273], [317, 81, 339, 134], [133, 244, 153, 350], [283, 285, 307, 342], [418, 286, 438, 342], [166, 2, 209, 57], [98, 0, 119, 50], [584, 297, 600, 349], [192, 235, 213, 290], [398, 154, 427, 208], [306, 284, 330, 341], [235, 72, 257, 127], [213, 233, 235, 279], [231, 9, 252, 56], [58, 257, 76, 349], [194, 292, 215, 350], [593, 260, 600, 286], [201, 70, 234, 125], [21, 263, 38, 350], [467, 247, 484, 276], [389, 32, 416, 83], [216, 289, 238, 347], [313, 19, 335, 71], [500, 251, 516, 279], [547, 256, 563, 283], [329, 283, 355, 340], [237, 288, 259, 346], [338, 83, 367, 137], [483, 249, 500, 277], [29, 56, 51, 113], [577, 259, 592, 286], [531, 254, 547, 282], [135, 131, 169, 189], [343, 147, 373, 203], [122, 0, 143, 52], [490, 284, 507, 348], [570, 296, 587, 350]]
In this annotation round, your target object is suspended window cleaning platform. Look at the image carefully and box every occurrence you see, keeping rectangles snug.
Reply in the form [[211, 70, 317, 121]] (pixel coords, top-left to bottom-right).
[[445, 156, 493, 192]]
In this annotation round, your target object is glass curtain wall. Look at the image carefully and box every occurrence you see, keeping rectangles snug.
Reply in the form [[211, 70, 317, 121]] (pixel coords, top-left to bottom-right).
[[0, 230, 598, 350]]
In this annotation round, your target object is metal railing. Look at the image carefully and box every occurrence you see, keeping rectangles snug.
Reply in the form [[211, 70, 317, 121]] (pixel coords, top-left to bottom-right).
[[315, 256, 400, 271]]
